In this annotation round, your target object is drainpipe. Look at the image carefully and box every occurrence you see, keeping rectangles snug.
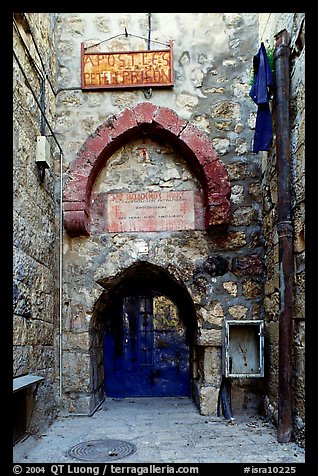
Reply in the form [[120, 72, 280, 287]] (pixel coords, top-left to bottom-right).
[[274, 29, 294, 443]]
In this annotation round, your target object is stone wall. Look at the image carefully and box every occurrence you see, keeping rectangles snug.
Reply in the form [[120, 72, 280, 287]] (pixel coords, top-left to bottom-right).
[[55, 13, 267, 415], [13, 13, 59, 436], [12, 12, 305, 445], [259, 13, 305, 446]]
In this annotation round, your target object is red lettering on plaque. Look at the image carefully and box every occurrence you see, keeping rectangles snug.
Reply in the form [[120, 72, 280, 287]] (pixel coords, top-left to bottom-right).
[[107, 190, 195, 232]]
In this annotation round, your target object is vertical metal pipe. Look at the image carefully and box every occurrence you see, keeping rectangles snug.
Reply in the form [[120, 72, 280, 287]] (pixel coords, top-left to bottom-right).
[[59, 152, 64, 402], [274, 29, 294, 443], [147, 13, 151, 50]]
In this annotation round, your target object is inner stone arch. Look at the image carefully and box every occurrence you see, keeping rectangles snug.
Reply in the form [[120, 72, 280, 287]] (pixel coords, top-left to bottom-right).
[[89, 136, 206, 235], [63, 102, 231, 236], [90, 261, 198, 409]]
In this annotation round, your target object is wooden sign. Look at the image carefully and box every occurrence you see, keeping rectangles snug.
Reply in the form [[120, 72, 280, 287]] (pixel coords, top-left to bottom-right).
[[81, 41, 174, 90]]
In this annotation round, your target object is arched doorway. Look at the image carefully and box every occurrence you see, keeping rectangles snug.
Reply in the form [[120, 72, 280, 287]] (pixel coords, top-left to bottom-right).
[[90, 262, 197, 404], [104, 292, 191, 397], [63, 103, 232, 415]]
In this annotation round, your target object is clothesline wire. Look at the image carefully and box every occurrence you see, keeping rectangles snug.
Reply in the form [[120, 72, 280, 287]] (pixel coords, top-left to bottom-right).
[[84, 32, 170, 51], [260, 13, 272, 45]]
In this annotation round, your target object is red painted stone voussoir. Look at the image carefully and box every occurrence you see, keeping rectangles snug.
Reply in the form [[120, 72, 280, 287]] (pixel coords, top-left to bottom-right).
[[78, 128, 113, 164], [69, 157, 94, 176], [153, 106, 187, 137], [133, 102, 158, 125], [63, 201, 87, 212], [63, 179, 87, 202], [110, 107, 138, 140], [63, 209, 89, 236], [179, 124, 217, 161]]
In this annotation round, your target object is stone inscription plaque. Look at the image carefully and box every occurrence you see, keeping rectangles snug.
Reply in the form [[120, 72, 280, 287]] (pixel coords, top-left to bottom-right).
[[107, 191, 195, 232]]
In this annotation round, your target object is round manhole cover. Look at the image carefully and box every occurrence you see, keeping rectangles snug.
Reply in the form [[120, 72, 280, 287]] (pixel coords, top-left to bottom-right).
[[67, 439, 137, 462]]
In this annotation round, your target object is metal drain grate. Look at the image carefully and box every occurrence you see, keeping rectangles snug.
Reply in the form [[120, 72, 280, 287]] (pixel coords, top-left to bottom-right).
[[67, 439, 137, 462]]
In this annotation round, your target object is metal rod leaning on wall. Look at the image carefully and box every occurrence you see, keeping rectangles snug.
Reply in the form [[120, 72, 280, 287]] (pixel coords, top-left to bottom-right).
[[274, 29, 294, 443], [59, 152, 63, 402]]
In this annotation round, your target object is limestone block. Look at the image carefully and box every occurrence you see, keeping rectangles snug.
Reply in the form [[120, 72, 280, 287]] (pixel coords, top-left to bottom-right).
[[214, 119, 231, 130], [64, 304, 90, 333], [63, 352, 91, 392], [234, 123, 244, 133], [13, 345, 32, 376], [62, 332, 89, 351], [293, 202, 305, 253], [211, 101, 241, 120], [264, 292, 279, 320], [249, 182, 262, 202], [242, 278, 263, 299], [190, 114, 210, 133], [228, 305, 248, 319], [223, 13, 243, 28], [65, 16, 85, 35], [202, 256, 229, 276], [191, 68, 204, 88], [252, 303, 262, 318], [197, 301, 224, 327], [232, 206, 256, 226], [62, 393, 91, 414], [226, 162, 248, 180], [13, 317, 54, 346], [197, 385, 220, 415], [202, 347, 222, 383], [213, 231, 246, 250], [235, 138, 248, 155], [232, 254, 264, 276], [211, 138, 231, 155], [195, 328, 222, 346], [266, 320, 279, 346], [13, 281, 32, 318], [223, 281, 237, 297], [94, 16, 111, 33], [295, 271, 305, 319], [57, 40, 76, 60], [231, 184, 244, 204], [176, 93, 199, 110]]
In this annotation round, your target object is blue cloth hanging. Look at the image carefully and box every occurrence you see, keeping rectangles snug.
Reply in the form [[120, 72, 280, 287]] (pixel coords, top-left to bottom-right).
[[249, 42, 274, 153]]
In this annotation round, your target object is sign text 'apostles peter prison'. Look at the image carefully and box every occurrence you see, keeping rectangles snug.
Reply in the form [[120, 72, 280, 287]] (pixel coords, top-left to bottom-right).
[[107, 190, 195, 233], [81, 42, 174, 90]]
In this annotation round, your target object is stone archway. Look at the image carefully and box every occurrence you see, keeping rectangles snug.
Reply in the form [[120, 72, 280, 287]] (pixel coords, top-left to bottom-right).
[[90, 261, 198, 410], [63, 102, 231, 236]]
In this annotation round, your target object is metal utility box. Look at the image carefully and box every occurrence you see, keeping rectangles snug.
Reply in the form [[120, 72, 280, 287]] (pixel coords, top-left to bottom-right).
[[36, 136, 51, 168], [224, 320, 264, 378]]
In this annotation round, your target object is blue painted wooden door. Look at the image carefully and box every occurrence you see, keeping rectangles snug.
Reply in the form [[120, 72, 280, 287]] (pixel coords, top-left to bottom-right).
[[104, 295, 190, 397]]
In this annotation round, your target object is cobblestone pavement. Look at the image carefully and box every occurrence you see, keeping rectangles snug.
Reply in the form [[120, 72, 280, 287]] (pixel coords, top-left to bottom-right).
[[13, 397, 305, 465]]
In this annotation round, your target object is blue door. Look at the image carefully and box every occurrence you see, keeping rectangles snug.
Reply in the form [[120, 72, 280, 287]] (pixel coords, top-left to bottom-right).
[[104, 295, 190, 397]]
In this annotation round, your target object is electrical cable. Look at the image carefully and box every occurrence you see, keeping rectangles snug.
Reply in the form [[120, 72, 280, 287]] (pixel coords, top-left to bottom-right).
[[84, 31, 169, 51], [13, 15, 56, 96], [13, 49, 63, 155], [13, 18, 44, 83]]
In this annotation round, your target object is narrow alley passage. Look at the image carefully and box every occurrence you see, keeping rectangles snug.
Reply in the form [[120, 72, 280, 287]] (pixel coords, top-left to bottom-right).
[[13, 397, 304, 464]]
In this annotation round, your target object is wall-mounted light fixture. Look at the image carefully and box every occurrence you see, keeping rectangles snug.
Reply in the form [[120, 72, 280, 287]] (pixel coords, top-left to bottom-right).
[[36, 136, 51, 182]]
